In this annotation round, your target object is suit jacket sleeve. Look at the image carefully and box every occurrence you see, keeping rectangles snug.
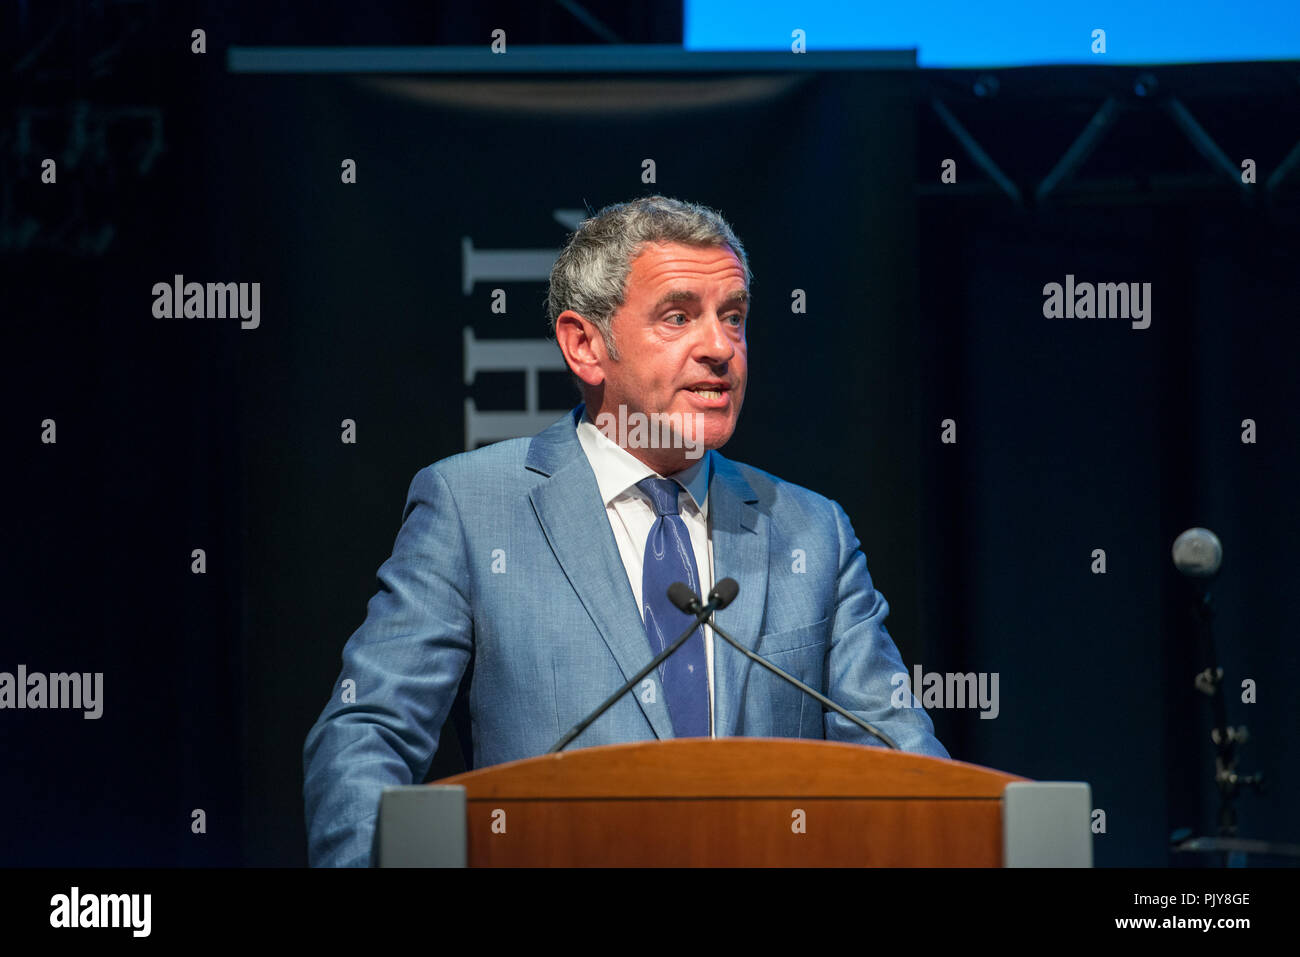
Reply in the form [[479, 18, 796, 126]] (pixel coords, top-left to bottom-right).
[[302, 465, 474, 867], [823, 499, 950, 758]]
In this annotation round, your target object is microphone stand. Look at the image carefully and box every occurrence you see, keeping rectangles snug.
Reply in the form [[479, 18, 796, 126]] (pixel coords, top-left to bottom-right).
[[1171, 580, 1278, 866], [1191, 589, 1263, 843], [703, 613, 899, 750], [548, 598, 717, 754]]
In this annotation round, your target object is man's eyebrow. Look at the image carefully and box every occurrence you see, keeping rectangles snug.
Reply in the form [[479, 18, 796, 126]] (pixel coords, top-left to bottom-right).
[[651, 289, 749, 311]]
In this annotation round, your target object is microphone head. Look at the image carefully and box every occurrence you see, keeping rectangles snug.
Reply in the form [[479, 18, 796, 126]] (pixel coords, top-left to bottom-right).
[[667, 582, 702, 614], [1172, 527, 1222, 578], [709, 578, 740, 610]]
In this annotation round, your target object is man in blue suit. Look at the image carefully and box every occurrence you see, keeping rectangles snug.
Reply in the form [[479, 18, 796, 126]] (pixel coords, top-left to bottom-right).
[[303, 195, 948, 867]]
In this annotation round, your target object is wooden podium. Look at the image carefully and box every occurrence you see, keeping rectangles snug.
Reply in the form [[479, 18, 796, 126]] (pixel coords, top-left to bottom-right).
[[375, 738, 1091, 867]]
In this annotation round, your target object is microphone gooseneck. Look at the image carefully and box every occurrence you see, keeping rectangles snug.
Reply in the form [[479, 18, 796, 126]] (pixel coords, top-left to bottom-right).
[[683, 581, 898, 750]]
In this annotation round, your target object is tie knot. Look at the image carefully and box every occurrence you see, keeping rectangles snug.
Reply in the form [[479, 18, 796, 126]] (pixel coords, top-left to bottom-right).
[[637, 477, 683, 516]]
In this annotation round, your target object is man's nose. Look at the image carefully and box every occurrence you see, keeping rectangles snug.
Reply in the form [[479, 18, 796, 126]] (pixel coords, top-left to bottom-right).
[[693, 314, 736, 364]]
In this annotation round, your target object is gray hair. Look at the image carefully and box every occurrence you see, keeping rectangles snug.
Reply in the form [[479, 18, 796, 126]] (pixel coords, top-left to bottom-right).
[[545, 195, 751, 362]]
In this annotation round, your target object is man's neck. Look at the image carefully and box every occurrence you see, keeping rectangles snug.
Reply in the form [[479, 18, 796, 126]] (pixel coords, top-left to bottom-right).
[[581, 405, 695, 476]]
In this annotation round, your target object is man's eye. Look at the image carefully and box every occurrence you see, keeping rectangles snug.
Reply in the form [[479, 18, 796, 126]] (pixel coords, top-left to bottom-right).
[[667, 314, 688, 325], [726, 313, 744, 326]]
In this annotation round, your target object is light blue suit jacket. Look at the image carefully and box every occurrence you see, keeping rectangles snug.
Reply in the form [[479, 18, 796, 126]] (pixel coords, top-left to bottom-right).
[[303, 405, 948, 866]]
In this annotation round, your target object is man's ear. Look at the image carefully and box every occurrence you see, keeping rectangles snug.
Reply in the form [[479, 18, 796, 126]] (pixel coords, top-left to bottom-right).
[[554, 310, 607, 388]]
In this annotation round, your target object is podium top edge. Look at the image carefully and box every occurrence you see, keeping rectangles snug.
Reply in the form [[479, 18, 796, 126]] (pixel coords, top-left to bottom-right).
[[433, 738, 1027, 800]]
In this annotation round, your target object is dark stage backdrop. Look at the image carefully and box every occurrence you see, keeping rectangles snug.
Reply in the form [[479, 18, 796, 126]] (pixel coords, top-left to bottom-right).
[[919, 203, 1300, 867], [218, 67, 924, 866]]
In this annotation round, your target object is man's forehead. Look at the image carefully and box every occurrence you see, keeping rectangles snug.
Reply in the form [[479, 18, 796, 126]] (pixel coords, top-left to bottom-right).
[[628, 244, 746, 296]]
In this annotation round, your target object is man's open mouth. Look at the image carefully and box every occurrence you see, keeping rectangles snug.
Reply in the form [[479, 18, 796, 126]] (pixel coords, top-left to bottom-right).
[[685, 382, 730, 400]]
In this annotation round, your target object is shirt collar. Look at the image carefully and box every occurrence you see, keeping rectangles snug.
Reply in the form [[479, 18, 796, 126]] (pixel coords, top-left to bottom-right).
[[575, 412, 711, 515]]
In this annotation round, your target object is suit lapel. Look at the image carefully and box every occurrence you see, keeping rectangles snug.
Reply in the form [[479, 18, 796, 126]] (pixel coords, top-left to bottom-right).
[[526, 407, 675, 741], [707, 454, 770, 738]]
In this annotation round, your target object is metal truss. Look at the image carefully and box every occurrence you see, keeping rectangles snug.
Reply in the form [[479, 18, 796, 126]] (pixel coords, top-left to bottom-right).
[[923, 67, 1300, 207]]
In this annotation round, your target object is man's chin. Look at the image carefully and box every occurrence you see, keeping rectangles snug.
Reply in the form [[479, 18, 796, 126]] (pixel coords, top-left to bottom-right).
[[653, 408, 735, 463], [693, 416, 737, 454]]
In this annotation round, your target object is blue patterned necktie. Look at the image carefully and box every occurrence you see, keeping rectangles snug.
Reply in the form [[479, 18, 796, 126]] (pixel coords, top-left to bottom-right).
[[637, 476, 710, 737]]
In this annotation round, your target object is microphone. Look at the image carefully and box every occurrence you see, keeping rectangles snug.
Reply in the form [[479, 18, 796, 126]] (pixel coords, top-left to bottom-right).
[[670, 581, 899, 750], [547, 580, 731, 753], [668, 578, 738, 615], [1173, 526, 1223, 623], [1172, 527, 1223, 579], [1168, 527, 1263, 840]]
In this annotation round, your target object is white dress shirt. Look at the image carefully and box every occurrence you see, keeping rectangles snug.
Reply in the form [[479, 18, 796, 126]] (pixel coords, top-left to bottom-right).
[[574, 414, 716, 737]]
